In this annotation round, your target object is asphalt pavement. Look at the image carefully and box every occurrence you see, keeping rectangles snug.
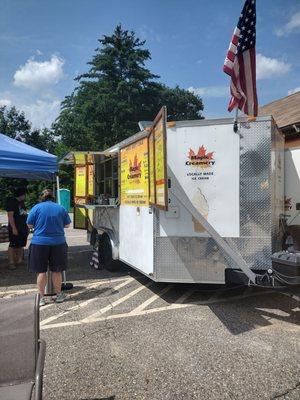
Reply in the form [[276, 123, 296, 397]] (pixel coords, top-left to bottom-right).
[[0, 214, 299, 400]]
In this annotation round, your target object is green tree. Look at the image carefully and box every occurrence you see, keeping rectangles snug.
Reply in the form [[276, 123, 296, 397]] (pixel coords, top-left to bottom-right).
[[0, 106, 56, 209], [0, 106, 56, 152], [55, 25, 204, 151], [24, 128, 57, 154], [0, 106, 31, 139]]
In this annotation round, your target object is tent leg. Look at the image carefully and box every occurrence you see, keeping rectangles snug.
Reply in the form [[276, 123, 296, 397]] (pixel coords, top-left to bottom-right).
[[56, 174, 61, 204], [57, 174, 73, 291]]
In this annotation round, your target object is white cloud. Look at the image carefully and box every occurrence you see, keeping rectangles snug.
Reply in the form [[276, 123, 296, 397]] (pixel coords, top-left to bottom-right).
[[0, 98, 12, 107], [188, 86, 229, 98], [13, 55, 64, 91], [138, 26, 161, 43], [20, 99, 61, 128], [0, 90, 61, 128], [276, 11, 300, 36], [256, 53, 291, 80], [288, 87, 300, 95]]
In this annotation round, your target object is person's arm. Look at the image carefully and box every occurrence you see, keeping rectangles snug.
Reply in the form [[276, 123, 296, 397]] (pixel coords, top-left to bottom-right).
[[63, 210, 72, 228], [26, 208, 36, 230], [7, 211, 18, 235]]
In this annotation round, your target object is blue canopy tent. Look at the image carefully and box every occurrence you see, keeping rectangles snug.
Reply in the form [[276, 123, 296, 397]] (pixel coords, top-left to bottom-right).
[[0, 133, 72, 290], [0, 133, 57, 180]]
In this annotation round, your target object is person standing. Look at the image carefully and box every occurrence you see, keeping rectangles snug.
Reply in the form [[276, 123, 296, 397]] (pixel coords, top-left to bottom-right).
[[27, 189, 71, 306], [6, 187, 29, 270]]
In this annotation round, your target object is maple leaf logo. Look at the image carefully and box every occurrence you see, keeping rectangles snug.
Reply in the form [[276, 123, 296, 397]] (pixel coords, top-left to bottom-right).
[[188, 148, 196, 158], [187, 145, 215, 169], [128, 154, 142, 178], [188, 146, 214, 160]]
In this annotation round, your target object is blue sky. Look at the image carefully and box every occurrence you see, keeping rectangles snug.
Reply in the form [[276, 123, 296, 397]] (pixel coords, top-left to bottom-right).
[[0, 0, 299, 128]]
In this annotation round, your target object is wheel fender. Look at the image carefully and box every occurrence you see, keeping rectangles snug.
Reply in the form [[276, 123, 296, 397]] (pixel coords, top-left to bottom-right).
[[97, 227, 119, 260], [90, 228, 98, 247]]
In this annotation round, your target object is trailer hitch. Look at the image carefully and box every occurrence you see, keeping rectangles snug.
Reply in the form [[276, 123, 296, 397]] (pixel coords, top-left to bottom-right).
[[254, 268, 300, 288], [255, 270, 279, 288]]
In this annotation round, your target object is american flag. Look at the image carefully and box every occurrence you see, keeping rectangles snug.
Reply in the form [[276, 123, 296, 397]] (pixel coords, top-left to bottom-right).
[[223, 0, 258, 117]]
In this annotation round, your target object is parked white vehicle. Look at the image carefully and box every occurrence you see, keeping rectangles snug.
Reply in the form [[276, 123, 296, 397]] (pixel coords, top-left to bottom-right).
[[61, 109, 300, 287]]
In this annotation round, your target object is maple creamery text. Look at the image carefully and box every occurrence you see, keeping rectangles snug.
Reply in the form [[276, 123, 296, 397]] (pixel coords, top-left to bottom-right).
[[185, 160, 215, 166]]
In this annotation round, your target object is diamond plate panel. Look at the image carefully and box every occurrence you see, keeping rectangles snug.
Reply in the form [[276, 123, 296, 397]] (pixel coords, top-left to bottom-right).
[[239, 119, 271, 237], [155, 237, 226, 283], [229, 237, 272, 270]]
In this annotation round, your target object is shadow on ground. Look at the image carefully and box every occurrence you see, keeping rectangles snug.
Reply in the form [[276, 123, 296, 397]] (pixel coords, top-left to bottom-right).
[[0, 245, 132, 290], [131, 275, 300, 335], [1, 246, 299, 337], [208, 291, 299, 334]]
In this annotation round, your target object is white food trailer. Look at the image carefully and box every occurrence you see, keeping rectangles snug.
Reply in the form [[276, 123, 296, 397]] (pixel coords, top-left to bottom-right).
[[61, 108, 300, 287]]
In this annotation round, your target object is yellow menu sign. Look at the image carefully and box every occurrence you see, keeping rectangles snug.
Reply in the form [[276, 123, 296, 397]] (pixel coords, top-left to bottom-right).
[[88, 164, 94, 196], [149, 106, 168, 210], [154, 116, 167, 209], [75, 166, 87, 197], [74, 206, 87, 229], [120, 138, 149, 206], [74, 152, 86, 164], [148, 131, 155, 204]]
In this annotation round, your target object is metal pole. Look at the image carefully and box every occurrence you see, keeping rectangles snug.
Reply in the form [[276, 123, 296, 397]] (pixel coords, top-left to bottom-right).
[[56, 174, 61, 204], [44, 267, 55, 296], [233, 108, 239, 133]]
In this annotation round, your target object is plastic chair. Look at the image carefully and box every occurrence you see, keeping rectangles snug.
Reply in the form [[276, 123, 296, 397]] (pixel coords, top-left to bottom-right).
[[0, 294, 46, 400]]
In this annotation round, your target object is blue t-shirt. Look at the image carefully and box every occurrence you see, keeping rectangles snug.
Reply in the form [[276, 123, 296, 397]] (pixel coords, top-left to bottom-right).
[[27, 201, 71, 245]]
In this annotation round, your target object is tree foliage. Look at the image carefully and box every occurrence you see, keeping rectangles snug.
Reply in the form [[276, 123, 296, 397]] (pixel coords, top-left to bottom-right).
[[0, 26, 204, 210], [54, 25, 204, 151], [0, 106, 56, 209]]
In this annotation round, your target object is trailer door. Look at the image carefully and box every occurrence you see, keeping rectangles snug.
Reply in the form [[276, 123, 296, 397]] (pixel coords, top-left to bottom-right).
[[74, 153, 89, 229]]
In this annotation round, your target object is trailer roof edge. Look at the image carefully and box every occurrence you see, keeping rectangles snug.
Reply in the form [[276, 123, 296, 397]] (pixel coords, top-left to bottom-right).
[[174, 115, 272, 128], [60, 116, 274, 163]]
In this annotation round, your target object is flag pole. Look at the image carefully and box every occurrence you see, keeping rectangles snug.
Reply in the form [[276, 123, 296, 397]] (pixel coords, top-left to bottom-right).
[[233, 108, 239, 133]]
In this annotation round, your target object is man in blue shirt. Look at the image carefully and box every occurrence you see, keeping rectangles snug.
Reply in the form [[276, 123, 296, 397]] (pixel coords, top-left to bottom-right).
[[27, 189, 71, 306]]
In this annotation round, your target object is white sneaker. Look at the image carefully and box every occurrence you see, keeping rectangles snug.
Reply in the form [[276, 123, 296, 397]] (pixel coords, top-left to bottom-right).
[[55, 292, 67, 303], [39, 297, 46, 307]]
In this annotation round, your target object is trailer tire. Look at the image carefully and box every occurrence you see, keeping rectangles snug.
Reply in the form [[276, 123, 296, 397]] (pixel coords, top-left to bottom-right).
[[98, 233, 119, 271]]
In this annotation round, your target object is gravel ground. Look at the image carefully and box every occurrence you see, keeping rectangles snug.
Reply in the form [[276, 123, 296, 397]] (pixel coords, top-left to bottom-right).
[[39, 289, 299, 400], [0, 213, 299, 400]]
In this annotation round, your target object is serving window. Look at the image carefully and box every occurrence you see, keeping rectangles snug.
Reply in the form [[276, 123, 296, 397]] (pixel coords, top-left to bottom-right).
[[95, 156, 119, 199]]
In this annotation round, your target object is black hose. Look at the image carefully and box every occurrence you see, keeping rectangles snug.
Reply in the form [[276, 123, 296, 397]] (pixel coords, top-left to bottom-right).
[[272, 271, 300, 286]]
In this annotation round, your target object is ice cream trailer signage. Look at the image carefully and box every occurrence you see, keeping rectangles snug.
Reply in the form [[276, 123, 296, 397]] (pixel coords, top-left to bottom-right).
[[120, 137, 149, 207], [61, 107, 300, 287], [168, 122, 240, 238]]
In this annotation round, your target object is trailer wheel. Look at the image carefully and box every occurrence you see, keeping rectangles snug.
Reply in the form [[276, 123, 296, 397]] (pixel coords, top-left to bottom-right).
[[98, 234, 119, 271]]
